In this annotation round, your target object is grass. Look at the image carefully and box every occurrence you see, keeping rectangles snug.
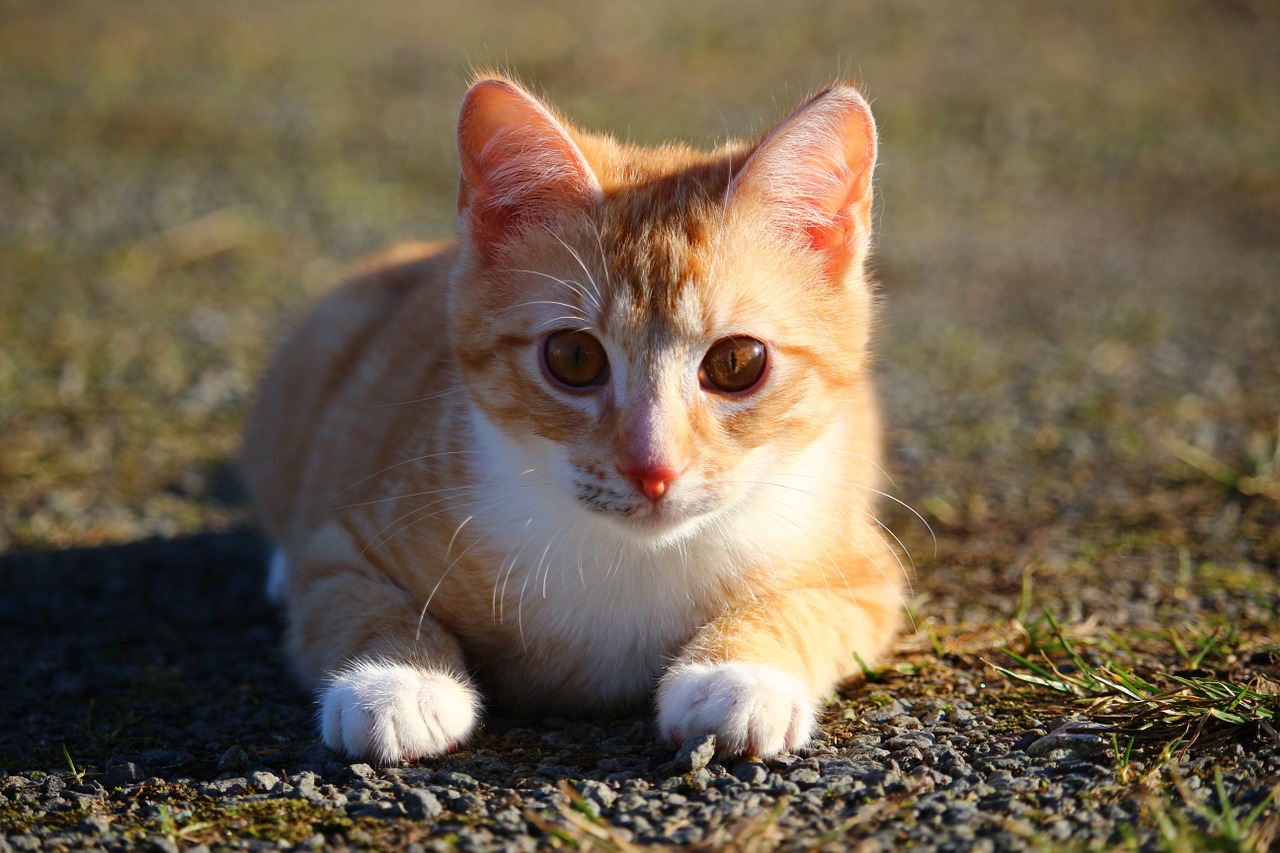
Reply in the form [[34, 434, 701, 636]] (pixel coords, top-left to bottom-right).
[[60, 744, 86, 786], [1138, 768, 1280, 853], [989, 609, 1279, 756]]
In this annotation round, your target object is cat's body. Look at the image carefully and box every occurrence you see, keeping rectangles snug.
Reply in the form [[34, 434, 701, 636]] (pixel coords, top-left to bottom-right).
[[242, 76, 905, 764]]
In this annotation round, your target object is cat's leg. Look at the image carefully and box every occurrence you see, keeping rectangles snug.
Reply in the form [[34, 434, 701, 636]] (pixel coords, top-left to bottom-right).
[[285, 527, 479, 765], [265, 547, 290, 605], [657, 578, 902, 758]]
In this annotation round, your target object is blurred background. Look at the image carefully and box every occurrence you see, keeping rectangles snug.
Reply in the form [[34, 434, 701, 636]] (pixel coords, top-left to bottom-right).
[[2, 0, 1277, 622]]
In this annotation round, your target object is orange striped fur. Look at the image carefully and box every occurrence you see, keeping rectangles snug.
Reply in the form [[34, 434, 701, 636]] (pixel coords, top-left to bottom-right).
[[241, 75, 905, 764]]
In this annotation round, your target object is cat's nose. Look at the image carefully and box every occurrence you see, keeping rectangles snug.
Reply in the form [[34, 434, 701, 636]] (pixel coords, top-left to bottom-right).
[[618, 464, 681, 502]]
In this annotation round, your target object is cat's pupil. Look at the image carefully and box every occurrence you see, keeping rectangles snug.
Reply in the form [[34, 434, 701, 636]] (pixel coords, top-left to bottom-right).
[[700, 337, 767, 394], [544, 329, 608, 389]]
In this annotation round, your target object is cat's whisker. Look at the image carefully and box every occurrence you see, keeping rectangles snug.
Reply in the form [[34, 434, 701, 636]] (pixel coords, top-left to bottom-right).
[[496, 267, 602, 314], [731, 491, 837, 594], [745, 479, 915, 594], [587, 219, 612, 298], [488, 467, 550, 624], [861, 520, 921, 632], [418, 515, 491, 631], [533, 267, 598, 312], [703, 510, 758, 593], [746, 477, 912, 577], [358, 457, 530, 556], [493, 517, 538, 624], [534, 317, 595, 334], [748, 471, 920, 582], [775, 447, 901, 490], [601, 536, 627, 583], [515, 523, 569, 652], [333, 449, 483, 500], [767, 469, 937, 557], [500, 298, 589, 318], [332, 482, 475, 511], [538, 521, 574, 600], [363, 384, 474, 409], [360, 489, 490, 558], [750, 486, 917, 631], [415, 467, 548, 630], [549, 231, 605, 313]]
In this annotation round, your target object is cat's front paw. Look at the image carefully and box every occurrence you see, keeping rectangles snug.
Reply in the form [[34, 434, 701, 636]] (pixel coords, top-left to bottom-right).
[[657, 662, 816, 758], [320, 661, 479, 765]]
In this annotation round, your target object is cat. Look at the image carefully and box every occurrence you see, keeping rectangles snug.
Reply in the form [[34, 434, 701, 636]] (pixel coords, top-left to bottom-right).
[[240, 74, 906, 765]]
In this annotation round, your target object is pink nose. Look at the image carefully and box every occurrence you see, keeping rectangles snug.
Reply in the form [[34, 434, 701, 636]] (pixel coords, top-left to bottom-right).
[[618, 464, 681, 502]]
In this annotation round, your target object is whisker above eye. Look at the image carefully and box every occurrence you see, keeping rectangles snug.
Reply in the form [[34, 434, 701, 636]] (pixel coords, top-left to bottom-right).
[[549, 231, 606, 310], [495, 265, 603, 314], [534, 318, 595, 334], [499, 299, 589, 316]]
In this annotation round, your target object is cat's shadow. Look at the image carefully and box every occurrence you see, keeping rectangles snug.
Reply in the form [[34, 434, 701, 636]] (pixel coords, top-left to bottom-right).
[[0, 524, 318, 775]]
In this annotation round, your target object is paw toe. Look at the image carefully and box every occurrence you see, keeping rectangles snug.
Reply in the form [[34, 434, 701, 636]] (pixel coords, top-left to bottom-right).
[[320, 661, 478, 764], [657, 662, 816, 759]]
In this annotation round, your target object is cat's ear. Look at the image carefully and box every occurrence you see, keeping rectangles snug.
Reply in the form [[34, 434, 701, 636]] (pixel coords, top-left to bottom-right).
[[729, 86, 877, 281], [456, 77, 601, 251]]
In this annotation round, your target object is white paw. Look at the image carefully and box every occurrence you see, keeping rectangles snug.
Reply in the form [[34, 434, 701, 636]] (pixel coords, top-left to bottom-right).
[[657, 662, 816, 758], [320, 661, 479, 765]]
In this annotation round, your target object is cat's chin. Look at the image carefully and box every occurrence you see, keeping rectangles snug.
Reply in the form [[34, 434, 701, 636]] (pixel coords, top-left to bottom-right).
[[592, 499, 714, 549]]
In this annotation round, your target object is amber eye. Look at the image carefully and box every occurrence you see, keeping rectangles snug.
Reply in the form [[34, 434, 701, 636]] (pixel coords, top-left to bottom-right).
[[700, 336, 768, 394], [543, 330, 609, 389]]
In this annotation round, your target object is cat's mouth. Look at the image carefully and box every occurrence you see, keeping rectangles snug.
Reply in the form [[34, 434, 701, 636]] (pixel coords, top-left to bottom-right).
[[574, 481, 703, 533]]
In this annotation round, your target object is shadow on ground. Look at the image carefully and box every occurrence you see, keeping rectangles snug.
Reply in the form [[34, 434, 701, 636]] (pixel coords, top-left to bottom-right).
[[0, 527, 314, 775]]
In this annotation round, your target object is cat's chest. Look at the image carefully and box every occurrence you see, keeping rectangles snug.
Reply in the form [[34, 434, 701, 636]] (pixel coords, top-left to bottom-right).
[[462, 538, 717, 709], [445, 407, 737, 709]]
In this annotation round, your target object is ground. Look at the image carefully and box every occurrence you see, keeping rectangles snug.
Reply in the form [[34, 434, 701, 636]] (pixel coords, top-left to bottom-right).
[[1, 1, 1278, 850]]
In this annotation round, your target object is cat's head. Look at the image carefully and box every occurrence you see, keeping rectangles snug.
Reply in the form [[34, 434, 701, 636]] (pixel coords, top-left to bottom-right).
[[449, 76, 878, 546]]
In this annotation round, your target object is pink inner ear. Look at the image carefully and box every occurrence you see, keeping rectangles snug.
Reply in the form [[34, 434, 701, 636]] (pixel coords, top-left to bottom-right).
[[457, 79, 599, 249], [731, 88, 877, 279]]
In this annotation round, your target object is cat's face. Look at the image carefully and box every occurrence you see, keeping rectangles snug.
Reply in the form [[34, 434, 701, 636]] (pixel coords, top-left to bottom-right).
[[449, 79, 877, 546]]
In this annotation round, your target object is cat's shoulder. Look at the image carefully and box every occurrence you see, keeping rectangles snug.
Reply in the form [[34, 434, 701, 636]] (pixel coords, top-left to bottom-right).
[[345, 239, 457, 300]]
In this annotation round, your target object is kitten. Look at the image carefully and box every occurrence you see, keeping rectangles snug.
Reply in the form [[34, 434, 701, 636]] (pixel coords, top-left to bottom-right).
[[241, 74, 905, 765]]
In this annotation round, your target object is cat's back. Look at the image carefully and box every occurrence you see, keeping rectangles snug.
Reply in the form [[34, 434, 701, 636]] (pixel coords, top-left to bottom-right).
[[241, 239, 457, 548]]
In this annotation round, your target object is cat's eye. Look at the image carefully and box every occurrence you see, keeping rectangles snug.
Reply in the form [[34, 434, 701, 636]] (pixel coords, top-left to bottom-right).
[[543, 330, 609, 389], [700, 336, 768, 394]]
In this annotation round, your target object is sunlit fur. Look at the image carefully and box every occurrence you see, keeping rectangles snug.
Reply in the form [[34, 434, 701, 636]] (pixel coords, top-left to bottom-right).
[[241, 75, 906, 763]]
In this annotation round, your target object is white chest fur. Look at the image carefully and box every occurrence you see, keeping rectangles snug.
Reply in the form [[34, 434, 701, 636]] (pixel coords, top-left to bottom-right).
[[457, 404, 861, 708], [458, 407, 738, 706]]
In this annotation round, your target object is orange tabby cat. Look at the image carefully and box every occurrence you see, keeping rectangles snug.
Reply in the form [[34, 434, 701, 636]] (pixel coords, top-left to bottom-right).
[[241, 74, 905, 764]]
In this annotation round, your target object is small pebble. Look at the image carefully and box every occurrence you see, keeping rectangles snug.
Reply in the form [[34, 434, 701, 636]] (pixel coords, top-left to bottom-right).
[[402, 788, 443, 820], [673, 733, 716, 773], [218, 745, 249, 771], [101, 763, 143, 789], [247, 770, 281, 793]]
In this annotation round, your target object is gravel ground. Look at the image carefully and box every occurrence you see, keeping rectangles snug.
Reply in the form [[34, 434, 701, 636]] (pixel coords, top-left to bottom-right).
[[3, 1, 1279, 850]]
